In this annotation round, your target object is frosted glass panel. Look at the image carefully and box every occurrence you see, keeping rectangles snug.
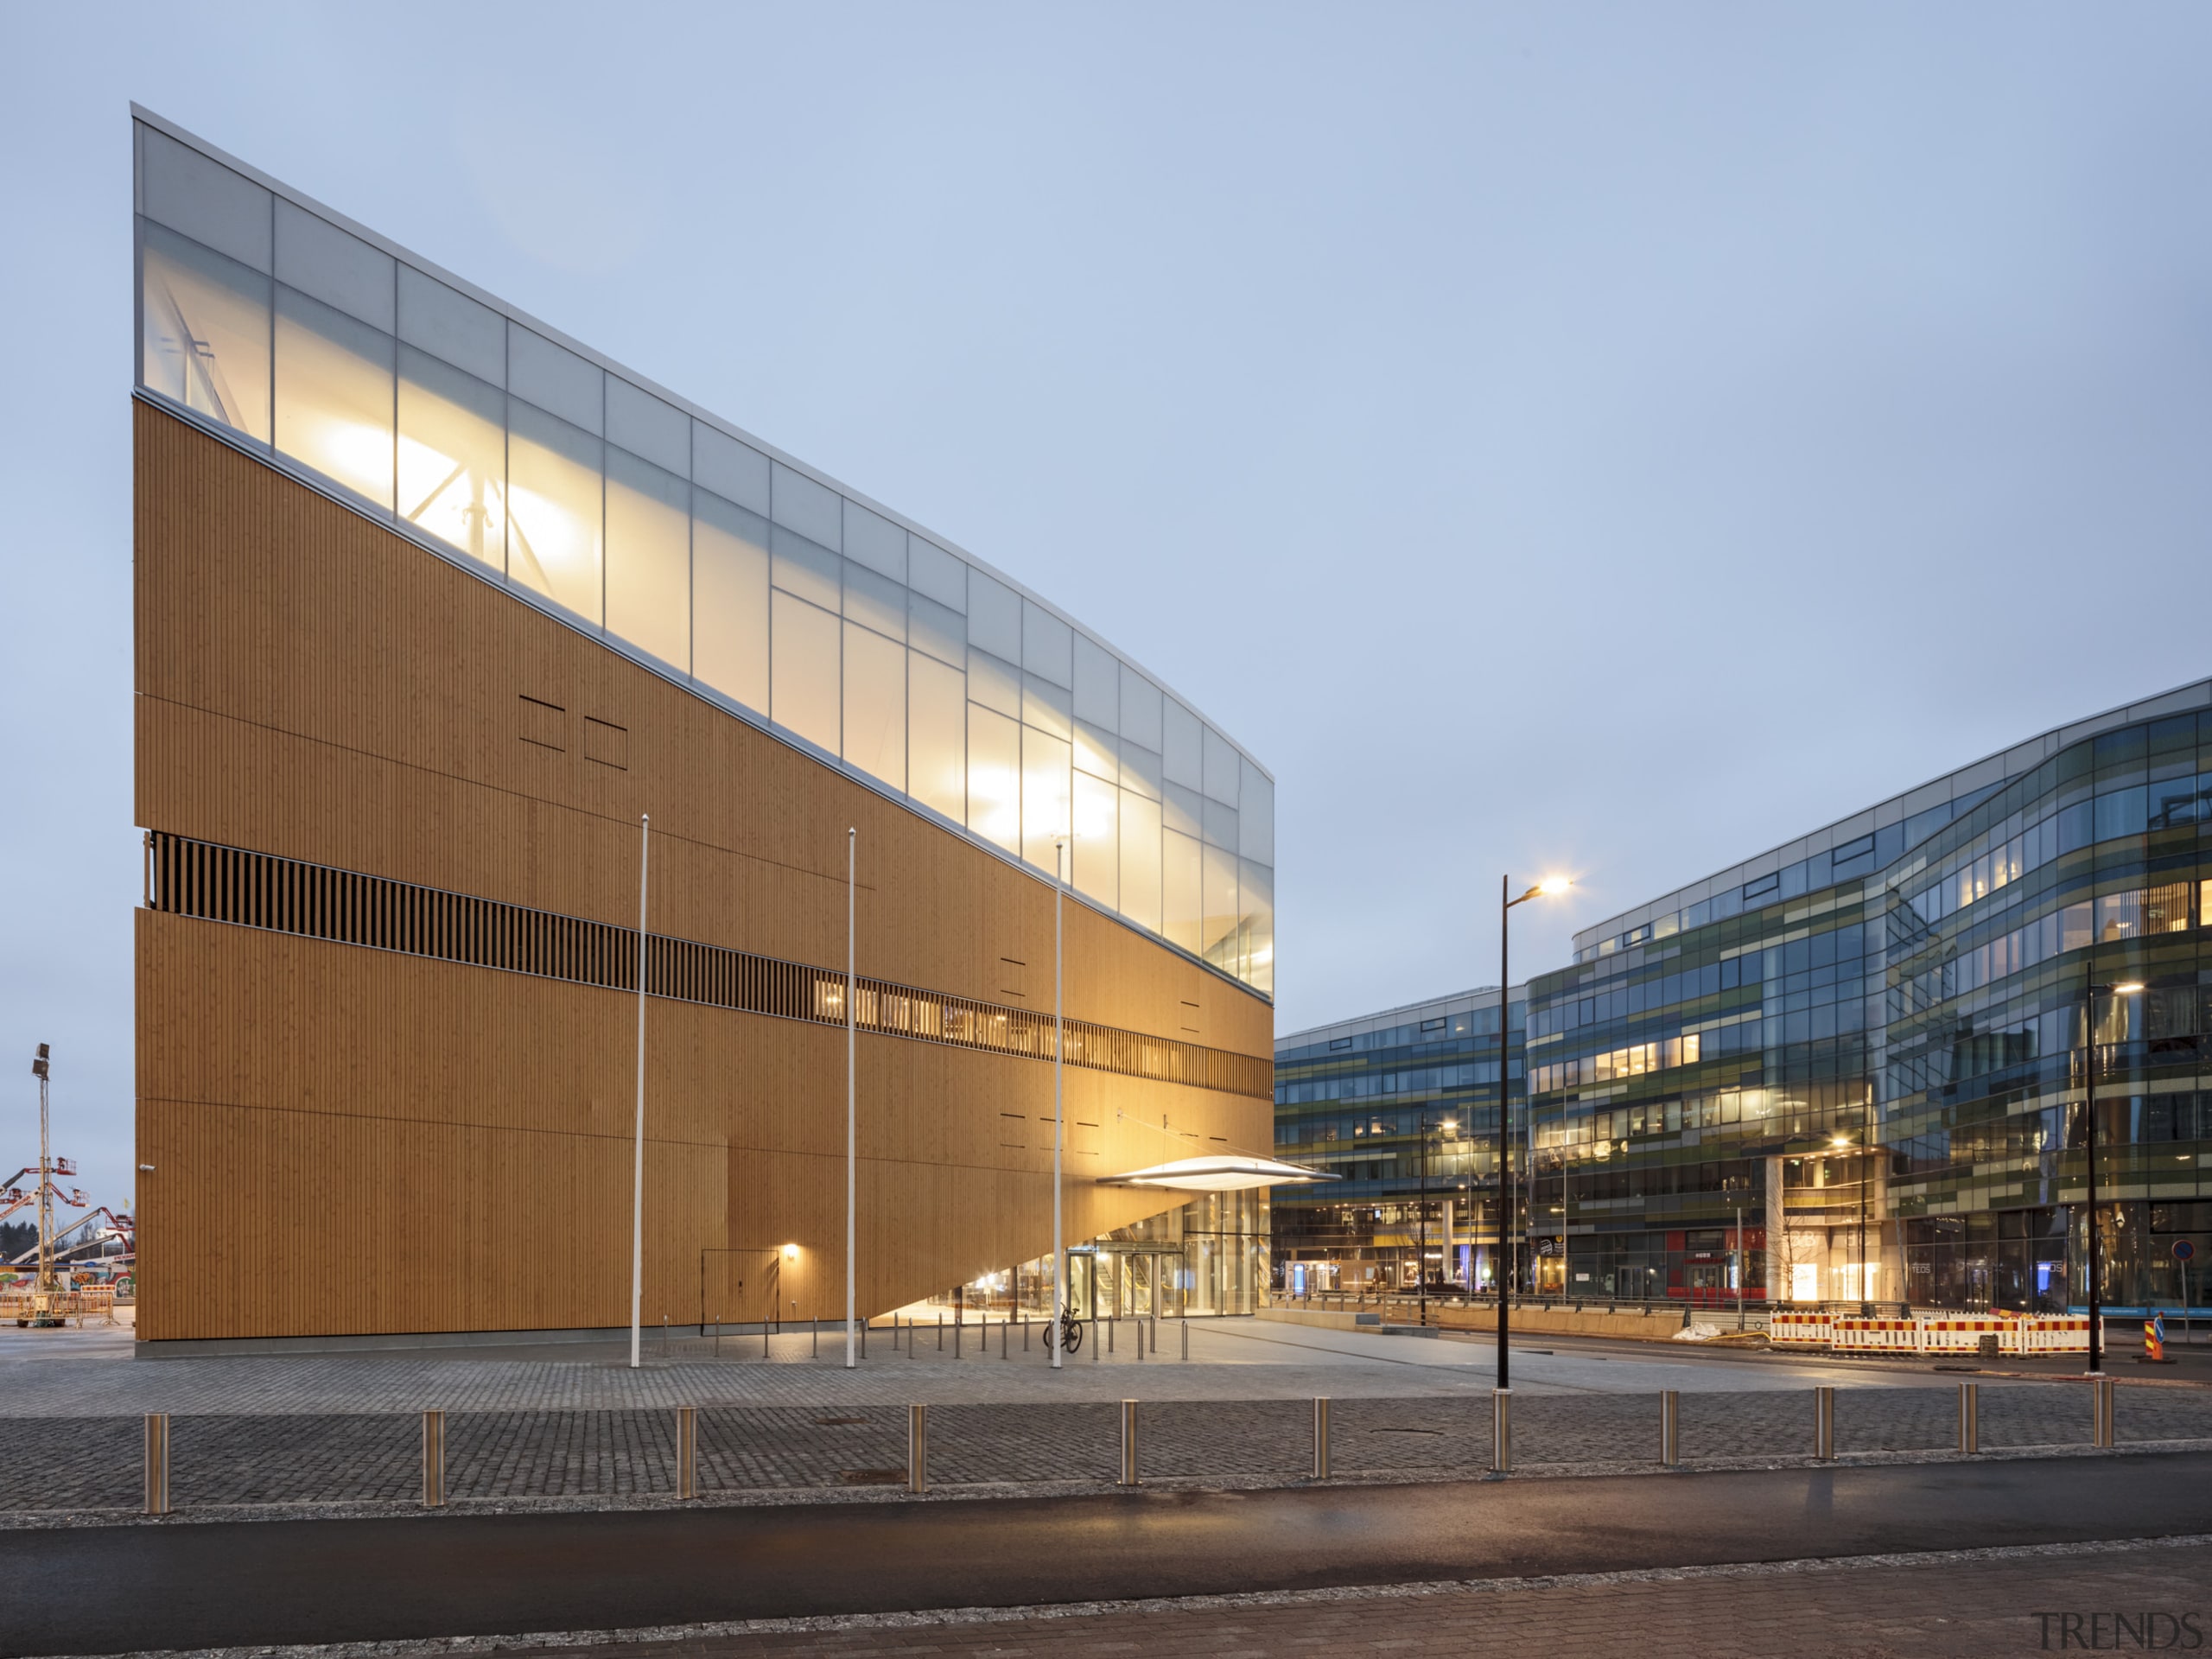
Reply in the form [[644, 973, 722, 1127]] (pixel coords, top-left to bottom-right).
[[507, 403, 602, 622], [1073, 772, 1118, 910], [1074, 721, 1117, 783], [398, 346, 504, 570], [1022, 728, 1072, 873], [1202, 842, 1240, 976], [908, 651, 966, 823], [1240, 859, 1274, 998], [141, 223, 270, 442], [275, 286, 393, 511], [1163, 829, 1202, 955], [606, 449, 690, 670], [842, 620, 906, 791], [771, 590, 841, 753], [694, 490, 769, 714], [967, 704, 1021, 853], [1120, 791, 1163, 934]]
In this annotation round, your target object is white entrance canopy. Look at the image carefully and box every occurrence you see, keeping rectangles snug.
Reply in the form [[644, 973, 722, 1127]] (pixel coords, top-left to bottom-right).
[[1097, 1154, 1342, 1193]]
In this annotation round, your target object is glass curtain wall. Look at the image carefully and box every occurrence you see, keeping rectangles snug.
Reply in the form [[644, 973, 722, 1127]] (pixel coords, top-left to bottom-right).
[[133, 118, 1274, 997]]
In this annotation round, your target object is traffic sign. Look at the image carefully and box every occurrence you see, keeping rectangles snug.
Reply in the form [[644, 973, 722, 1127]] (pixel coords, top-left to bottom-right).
[[2174, 1239, 2196, 1262]]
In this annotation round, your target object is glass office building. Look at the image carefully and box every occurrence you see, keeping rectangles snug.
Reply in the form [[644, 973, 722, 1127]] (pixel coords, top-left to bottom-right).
[[131, 110, 1273, 997], [1273, 988, 1528, 1295], [1281, 680, 2212, 1314]]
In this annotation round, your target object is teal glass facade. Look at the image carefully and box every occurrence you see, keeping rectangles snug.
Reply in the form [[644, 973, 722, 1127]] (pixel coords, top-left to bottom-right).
[[1280, 679, 2212, 1314]]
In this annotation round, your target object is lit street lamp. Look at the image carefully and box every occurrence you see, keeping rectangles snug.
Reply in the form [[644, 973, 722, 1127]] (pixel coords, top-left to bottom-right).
[[2083, 976, 2144, 1376], [1497, 874, 1569, 1395]]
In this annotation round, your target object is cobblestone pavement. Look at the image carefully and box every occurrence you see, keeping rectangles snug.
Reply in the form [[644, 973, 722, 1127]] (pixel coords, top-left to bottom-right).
[[451, 1538, 2212, 1659], [5, 1384, 2211, 1513], [0, 1317, 2139, 1418]]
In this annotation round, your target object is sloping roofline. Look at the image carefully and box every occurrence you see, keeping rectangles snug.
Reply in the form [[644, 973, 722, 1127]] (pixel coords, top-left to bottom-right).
[[130, 103, 1273, 785], [1573, 674, 2212, 950]]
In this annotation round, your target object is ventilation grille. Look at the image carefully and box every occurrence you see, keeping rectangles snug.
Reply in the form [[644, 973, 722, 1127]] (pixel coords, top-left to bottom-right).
[[144, 832, 1271, 1099]]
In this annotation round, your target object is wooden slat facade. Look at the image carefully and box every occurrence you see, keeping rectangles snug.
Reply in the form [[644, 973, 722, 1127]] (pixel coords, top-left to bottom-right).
[[133, 403, 1274, 1342]]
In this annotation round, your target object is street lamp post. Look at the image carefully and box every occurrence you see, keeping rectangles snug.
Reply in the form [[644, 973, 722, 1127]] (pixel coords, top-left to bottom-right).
[[2083, 976, 2145, 1377], [1497, 875, 1569, 1394]]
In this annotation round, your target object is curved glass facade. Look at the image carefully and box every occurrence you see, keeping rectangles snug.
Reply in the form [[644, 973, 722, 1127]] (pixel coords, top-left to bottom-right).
[[1277, 679, 2212, 1313], [1524, 679, 2212, 1313], [130, 111, 1274, 995]]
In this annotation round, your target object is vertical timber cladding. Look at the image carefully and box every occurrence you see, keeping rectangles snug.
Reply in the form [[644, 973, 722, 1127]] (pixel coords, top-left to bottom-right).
[[133, 404, 1274, 1342]]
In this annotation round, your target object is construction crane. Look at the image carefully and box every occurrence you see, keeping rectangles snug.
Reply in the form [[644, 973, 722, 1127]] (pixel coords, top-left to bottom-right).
[[16, 1046, 67, 1327]]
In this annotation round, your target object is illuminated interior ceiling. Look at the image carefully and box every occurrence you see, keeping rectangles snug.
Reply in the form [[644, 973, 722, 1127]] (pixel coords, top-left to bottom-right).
[[1099, 1154, 1342, 1192]]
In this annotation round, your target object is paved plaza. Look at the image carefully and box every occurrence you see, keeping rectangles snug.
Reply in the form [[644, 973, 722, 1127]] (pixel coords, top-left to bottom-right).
[[3, 1317, 2209, 1518]]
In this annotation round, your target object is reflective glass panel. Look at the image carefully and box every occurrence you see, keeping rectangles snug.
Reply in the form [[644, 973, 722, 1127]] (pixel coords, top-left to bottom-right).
[[1022, 728, 1072, 872], [771, 590, 841, 753], [908, 651, 966, 822], [967, 704, 1021, 852], [693, 489, 770, 714], [507, 402, 603, 622], [397, 346, 505, 570], [1073, 772, 1118, 909], [141, 222, 270, 442], [842, 620, 906, 791], [1163, 828, 1203, 956], [275, 285, 393, 511], [1120, 791, 1163, 933], [606, 449, 690, 671]]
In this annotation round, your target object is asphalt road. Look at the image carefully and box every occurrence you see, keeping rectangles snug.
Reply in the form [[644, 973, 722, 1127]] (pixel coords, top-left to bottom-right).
[[6, 1453, 2212, 1656]]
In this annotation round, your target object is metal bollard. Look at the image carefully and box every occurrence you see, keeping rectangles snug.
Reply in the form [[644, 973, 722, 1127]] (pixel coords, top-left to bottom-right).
[[1109, 1318, 1116, 1354], [143, 1413, 169, 1516], [1814, 1387, 1836, 1461], [1957, 1382, 1979, 1455], [422, 1409, 446, 1507], [812, 1319, 818, 1358], [938, 1314, 944, 1351], [1491, 1389, 1512, 1473], [1660, 1390, 1679, 1467], [861, 1319, 867, 1359], [1090, 1318, 1100, 1362], [907, 1402, 928, 1492], [2093, 1377, 2116, 1448], [1001, 1317, 1008, 1360], [1119, 1399, 1140, 1485], [1025, 1316, 1032, 1351], [677, 1405, 696, 1498], [763, 1319, 770, 1360], [1136, 1319, 1145, 1362], [1181, 1319, 1190, 1361], [955, 1318, 963, 1360], [1312, 1397, 1331, 1478]]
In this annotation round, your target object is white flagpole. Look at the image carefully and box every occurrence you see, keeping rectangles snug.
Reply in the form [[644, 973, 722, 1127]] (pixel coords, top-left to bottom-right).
[[1052, 837, 1065, 1370], [846, 826, 857, 1369], [630, 813, 650, 1370]]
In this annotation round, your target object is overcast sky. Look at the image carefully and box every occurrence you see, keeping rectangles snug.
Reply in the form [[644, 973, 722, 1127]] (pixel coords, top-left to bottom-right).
[[4, 4, 2210, 1211]]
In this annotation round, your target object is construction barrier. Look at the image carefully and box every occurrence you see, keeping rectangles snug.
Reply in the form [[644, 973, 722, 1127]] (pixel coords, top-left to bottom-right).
[[2018, 1316, 2094, 1355], [1769, 1308, 1833, 1348], [1917, 1316, 2016, 1356], [1831, 1318, 1919, 1354]]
